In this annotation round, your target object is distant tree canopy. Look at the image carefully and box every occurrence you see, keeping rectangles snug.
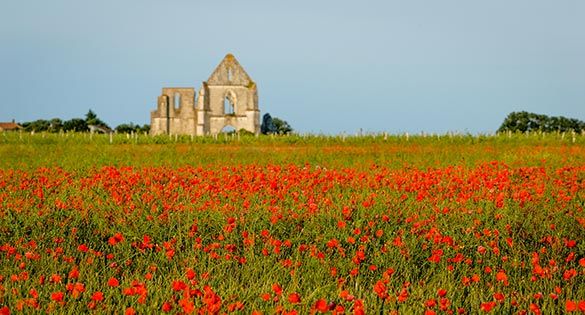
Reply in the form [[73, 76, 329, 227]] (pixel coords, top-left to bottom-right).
[[498, 111, 585, 133], [273, 117, 293, 135], [85, 110, 110, 129], [62, 118, 89, 132], [115, 123, 150, 134], [22, 119, 51, 132], [19, 109, 128, 133], [261, 113, 293, 135]]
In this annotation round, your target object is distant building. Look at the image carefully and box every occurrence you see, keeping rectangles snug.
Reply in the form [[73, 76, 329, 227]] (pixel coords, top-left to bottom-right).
[[0, 120, 23, 132], [88, 124, 112, 134], [150, 54, 260, 136]]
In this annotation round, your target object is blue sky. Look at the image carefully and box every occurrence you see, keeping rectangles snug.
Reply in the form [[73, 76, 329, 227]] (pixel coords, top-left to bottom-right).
[[1, 0, 584, 134]]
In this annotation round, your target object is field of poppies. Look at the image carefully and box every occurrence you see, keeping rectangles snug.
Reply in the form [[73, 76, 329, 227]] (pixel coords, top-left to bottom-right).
[[0, 132, 584, 314]]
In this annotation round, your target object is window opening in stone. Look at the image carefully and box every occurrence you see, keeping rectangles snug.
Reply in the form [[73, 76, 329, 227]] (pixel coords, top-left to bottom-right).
[[174, 93, 181, 109], [165, 96, 170, 134], [227, 68, 233, 81], [224, 95, 235, 115]]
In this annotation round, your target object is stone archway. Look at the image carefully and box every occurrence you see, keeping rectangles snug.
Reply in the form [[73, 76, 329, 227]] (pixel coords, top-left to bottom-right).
[[220, 124, 237, 134]]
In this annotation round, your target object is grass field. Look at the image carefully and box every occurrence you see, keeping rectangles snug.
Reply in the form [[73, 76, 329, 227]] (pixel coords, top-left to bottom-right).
[[0, 132, 584, 314]]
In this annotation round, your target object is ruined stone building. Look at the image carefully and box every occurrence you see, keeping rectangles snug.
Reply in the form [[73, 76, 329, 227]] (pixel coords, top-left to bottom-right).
[[150, 54, 260, 136]]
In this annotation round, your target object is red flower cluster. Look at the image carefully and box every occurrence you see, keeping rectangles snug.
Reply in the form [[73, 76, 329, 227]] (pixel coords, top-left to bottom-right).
[[0, 161, 583, 313]]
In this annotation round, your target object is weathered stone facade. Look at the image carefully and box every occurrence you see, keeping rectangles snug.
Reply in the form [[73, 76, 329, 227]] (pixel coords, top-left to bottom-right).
[[151, 54, 260, 136]]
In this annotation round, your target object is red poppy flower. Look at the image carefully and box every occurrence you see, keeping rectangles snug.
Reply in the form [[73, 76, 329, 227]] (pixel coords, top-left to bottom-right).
[[51, 291, 64, 302], [313, 299, 328, 313], [107, 277, 119, 287], [288, 292, 301, 304]]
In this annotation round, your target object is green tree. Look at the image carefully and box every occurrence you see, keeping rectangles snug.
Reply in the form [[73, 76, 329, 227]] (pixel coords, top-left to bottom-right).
[[498, 111, 585, 133], [272, 117, 293, 135], [115, 123, 150, 134], [63, 118, 89, 132], [86, 110, 97, 124], [85, 109, 110, 129], [115, 123, 139, 134], [49, 118, 63, 132], [23, 119, 50, 132], [261, 113, 276, 134], [139, 124, 150, 134]]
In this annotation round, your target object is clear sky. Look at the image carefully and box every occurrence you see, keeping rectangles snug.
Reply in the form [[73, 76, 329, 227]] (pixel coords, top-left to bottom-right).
[[1, 0, 584, 134]]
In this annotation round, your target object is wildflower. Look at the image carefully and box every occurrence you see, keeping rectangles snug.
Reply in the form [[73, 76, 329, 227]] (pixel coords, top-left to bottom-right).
[[50, 274, 62, 284], [162, 301, 173, 312], [77, 244, 89, 252], [51, 291, 64, 302], [397, 288, 409, 302], [426, 299, 437, 308], [313, 299, 328, 313], [272, 283, 282, 296], [566, 300, 577, 312], [186, 268, 196, 280], [495, 271, 508, 284], [91, 291, 104, 302], [108, 233, 124, 246], [172, 280, 187, 292], [288, 293, 301, 304], [68, 267, 79, 279], [107, 277, 120, 287], [480, 301, 496, 312], [179, 297, 194, 314], [373, 280, 388, 299], [340, 290, 354, 301], [529, 302, 542, 314]]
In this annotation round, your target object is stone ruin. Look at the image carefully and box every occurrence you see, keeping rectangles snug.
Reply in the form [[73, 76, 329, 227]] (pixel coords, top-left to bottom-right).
[[150, 54, 260, 136]]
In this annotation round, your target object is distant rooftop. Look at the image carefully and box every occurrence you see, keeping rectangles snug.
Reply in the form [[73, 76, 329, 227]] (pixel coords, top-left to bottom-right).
[[0, 122, 22, 131]]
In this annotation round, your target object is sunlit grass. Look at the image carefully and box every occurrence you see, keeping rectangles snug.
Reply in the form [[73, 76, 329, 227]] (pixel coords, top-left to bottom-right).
[[0, 133, 583, 313]]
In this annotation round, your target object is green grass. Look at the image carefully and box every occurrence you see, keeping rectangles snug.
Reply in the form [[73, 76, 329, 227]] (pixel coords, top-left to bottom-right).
[[0, 132, 583, 314]]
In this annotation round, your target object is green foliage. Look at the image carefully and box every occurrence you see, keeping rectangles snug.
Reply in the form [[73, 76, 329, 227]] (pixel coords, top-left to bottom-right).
[[115, 123, 136, 134], [0, 132, 583, 172], [238, 128, 255, 136], [272, 117, 293, 135], [63, 118, 89, 132], [115, 123, 150, 134], [85, 109, 98, 123], [261, 113, 276, 134], [19, 110, 116, 133], [261, 113, 292, 135], [498, 111, 585, 133], [85, 109, 110, 129], [22, 119, 51, 132], [49, 118, 63, 132], [0, 139, 583, 313]]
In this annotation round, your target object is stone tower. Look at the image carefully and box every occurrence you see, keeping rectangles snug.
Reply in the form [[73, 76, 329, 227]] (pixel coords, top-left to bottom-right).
[[150, 54, 260, 136]]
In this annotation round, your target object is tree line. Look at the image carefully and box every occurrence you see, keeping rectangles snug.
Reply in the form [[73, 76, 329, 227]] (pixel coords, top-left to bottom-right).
[[20, 110, 150, 134], [498, 111, 585, 133], [20, 110, 294, 135]]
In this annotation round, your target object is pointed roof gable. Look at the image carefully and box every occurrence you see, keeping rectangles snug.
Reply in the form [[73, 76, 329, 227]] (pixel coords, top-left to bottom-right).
[[206, 54, 255, 87]]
